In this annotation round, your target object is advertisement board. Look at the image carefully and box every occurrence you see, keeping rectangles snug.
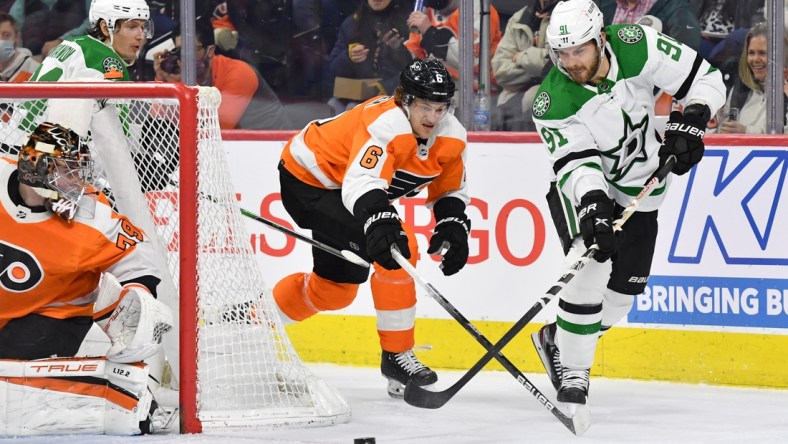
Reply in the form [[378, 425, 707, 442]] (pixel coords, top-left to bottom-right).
[[213, 132, 788, 386], [224, 134, 787, 334]]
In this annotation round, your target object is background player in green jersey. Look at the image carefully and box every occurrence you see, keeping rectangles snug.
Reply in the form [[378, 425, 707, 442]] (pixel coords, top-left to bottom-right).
[[31, 0, 151, 83]]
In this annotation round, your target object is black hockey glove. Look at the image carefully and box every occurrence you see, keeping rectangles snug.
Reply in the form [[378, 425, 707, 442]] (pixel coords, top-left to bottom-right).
[[428, 214, 471, 276], [363, 206, 410, 270], [659, 104, 710, 176], [577, 190, 616, 262]]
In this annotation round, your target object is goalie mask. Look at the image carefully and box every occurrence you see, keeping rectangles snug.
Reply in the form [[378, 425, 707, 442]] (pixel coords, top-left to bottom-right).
[[17, 122, 96, 221]]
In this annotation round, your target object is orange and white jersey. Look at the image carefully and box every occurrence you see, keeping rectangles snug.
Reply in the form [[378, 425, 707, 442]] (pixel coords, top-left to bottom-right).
[[280, 95, 469, 213], [0, 156, 160, 328]]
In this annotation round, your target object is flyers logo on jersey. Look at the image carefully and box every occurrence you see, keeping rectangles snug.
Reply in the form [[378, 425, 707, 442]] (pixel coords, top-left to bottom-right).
[[0, 241, 43, 292]]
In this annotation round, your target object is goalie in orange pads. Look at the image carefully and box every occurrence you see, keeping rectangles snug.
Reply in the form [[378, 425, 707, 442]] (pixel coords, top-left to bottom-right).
[[274, 58, 471, 398], [0, 122, 173, 435]]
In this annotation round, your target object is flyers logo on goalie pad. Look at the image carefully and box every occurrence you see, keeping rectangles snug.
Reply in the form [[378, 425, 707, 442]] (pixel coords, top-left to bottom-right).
[[0, 241, 43, 292]]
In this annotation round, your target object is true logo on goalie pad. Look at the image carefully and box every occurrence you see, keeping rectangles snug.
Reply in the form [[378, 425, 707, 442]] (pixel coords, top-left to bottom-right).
[[28, 362, 100, 373]]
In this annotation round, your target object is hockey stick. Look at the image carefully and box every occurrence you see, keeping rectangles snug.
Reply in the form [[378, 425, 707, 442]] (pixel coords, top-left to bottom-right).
[[240, 208, 370, 268], [393, 246, 591, 434], [170, 177, 369, 268], [398, 157, 676, 434]]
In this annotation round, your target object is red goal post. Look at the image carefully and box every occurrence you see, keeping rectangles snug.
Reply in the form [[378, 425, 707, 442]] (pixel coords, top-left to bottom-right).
[[0, 83, 350, 433]]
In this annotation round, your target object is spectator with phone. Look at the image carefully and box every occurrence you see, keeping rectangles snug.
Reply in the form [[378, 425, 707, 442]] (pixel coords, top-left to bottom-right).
[[153, 20, 292, 130], [718, 23, 788, 134], [328, 0, 413, 111]]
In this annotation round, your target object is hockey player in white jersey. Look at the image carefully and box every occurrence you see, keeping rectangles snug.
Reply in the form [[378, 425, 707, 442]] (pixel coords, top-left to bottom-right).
[[530, 0, 725, 408]]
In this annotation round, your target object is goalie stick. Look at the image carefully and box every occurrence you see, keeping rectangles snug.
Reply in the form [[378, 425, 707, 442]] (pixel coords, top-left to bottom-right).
[[396, 156, 676, 435], [240, 208, 370, 268]]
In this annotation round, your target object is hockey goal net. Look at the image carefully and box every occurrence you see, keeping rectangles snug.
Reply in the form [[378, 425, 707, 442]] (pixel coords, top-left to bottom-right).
[[0, 83, 350, 433]]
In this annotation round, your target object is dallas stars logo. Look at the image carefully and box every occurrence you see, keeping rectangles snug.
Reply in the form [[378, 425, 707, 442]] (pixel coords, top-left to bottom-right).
[[600, 111, 649, 181], [532, 92, 551, 117], [618, 25, 643, 44], [102, 57, 124, 79]]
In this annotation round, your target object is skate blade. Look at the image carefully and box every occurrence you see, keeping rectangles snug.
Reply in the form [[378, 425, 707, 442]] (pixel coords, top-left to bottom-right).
[[530, 332, 558, 390], [386, 378, 436, 399], [386, 378, 405, 399], [566, 403, 591, 435]]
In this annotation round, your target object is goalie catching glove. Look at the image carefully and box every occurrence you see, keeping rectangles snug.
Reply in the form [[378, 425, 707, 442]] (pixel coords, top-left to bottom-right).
[[659, 103, 710, 175], [577, 190, 617, 262], [427, 197, 471, 276], [95, 273, 174, 363]]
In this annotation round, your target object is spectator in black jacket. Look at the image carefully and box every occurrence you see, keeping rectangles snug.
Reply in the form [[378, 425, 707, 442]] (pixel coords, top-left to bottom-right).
[[327, 0, 412, 111]]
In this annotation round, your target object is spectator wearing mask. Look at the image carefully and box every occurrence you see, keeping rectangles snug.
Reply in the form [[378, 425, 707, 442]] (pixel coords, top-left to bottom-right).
[[9, 0, 92, 58], [153, 21, 292, 130], [0, 12, 40, 82]]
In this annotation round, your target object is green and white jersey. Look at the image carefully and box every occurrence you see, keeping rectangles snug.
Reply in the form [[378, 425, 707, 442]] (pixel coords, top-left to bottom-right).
[[31, 35, 130, 82], [19, 36, 130, 133], [532, 24, 726, 213]]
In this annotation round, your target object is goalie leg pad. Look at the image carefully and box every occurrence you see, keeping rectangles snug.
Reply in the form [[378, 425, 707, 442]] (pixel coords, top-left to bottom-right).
[[0, 358, 152, 435]]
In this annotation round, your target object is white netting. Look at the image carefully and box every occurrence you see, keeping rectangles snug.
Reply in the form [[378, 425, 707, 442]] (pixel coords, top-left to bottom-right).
[[0, 85, 350, 431]]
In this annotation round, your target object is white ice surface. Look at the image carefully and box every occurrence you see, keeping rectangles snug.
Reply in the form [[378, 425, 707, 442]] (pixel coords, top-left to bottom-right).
[[8, 363, 788, 443]]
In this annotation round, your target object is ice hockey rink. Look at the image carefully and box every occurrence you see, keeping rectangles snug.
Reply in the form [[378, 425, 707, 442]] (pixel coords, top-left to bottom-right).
[[9, 363, 788, 443]]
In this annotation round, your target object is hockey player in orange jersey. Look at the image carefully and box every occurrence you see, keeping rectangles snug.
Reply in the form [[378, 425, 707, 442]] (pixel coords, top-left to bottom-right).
[[0, 122, 173, 434], [275, 58, 470, 398]]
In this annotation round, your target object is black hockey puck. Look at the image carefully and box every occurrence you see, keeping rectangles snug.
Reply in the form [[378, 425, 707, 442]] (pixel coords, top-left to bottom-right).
[[353, 438, 376, 444]]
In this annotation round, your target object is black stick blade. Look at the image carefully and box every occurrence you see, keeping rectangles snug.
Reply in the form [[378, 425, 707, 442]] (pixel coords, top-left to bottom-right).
[[403, 381, 457, 409]]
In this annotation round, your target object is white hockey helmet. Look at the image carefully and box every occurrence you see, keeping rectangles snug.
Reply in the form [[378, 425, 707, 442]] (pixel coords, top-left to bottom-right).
[[546, 0, 605, 77], [89, 0, 152, 39]]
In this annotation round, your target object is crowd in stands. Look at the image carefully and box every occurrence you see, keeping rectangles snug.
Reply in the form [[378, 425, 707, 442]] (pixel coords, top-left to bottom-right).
[[2, 0, 787, 133]]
